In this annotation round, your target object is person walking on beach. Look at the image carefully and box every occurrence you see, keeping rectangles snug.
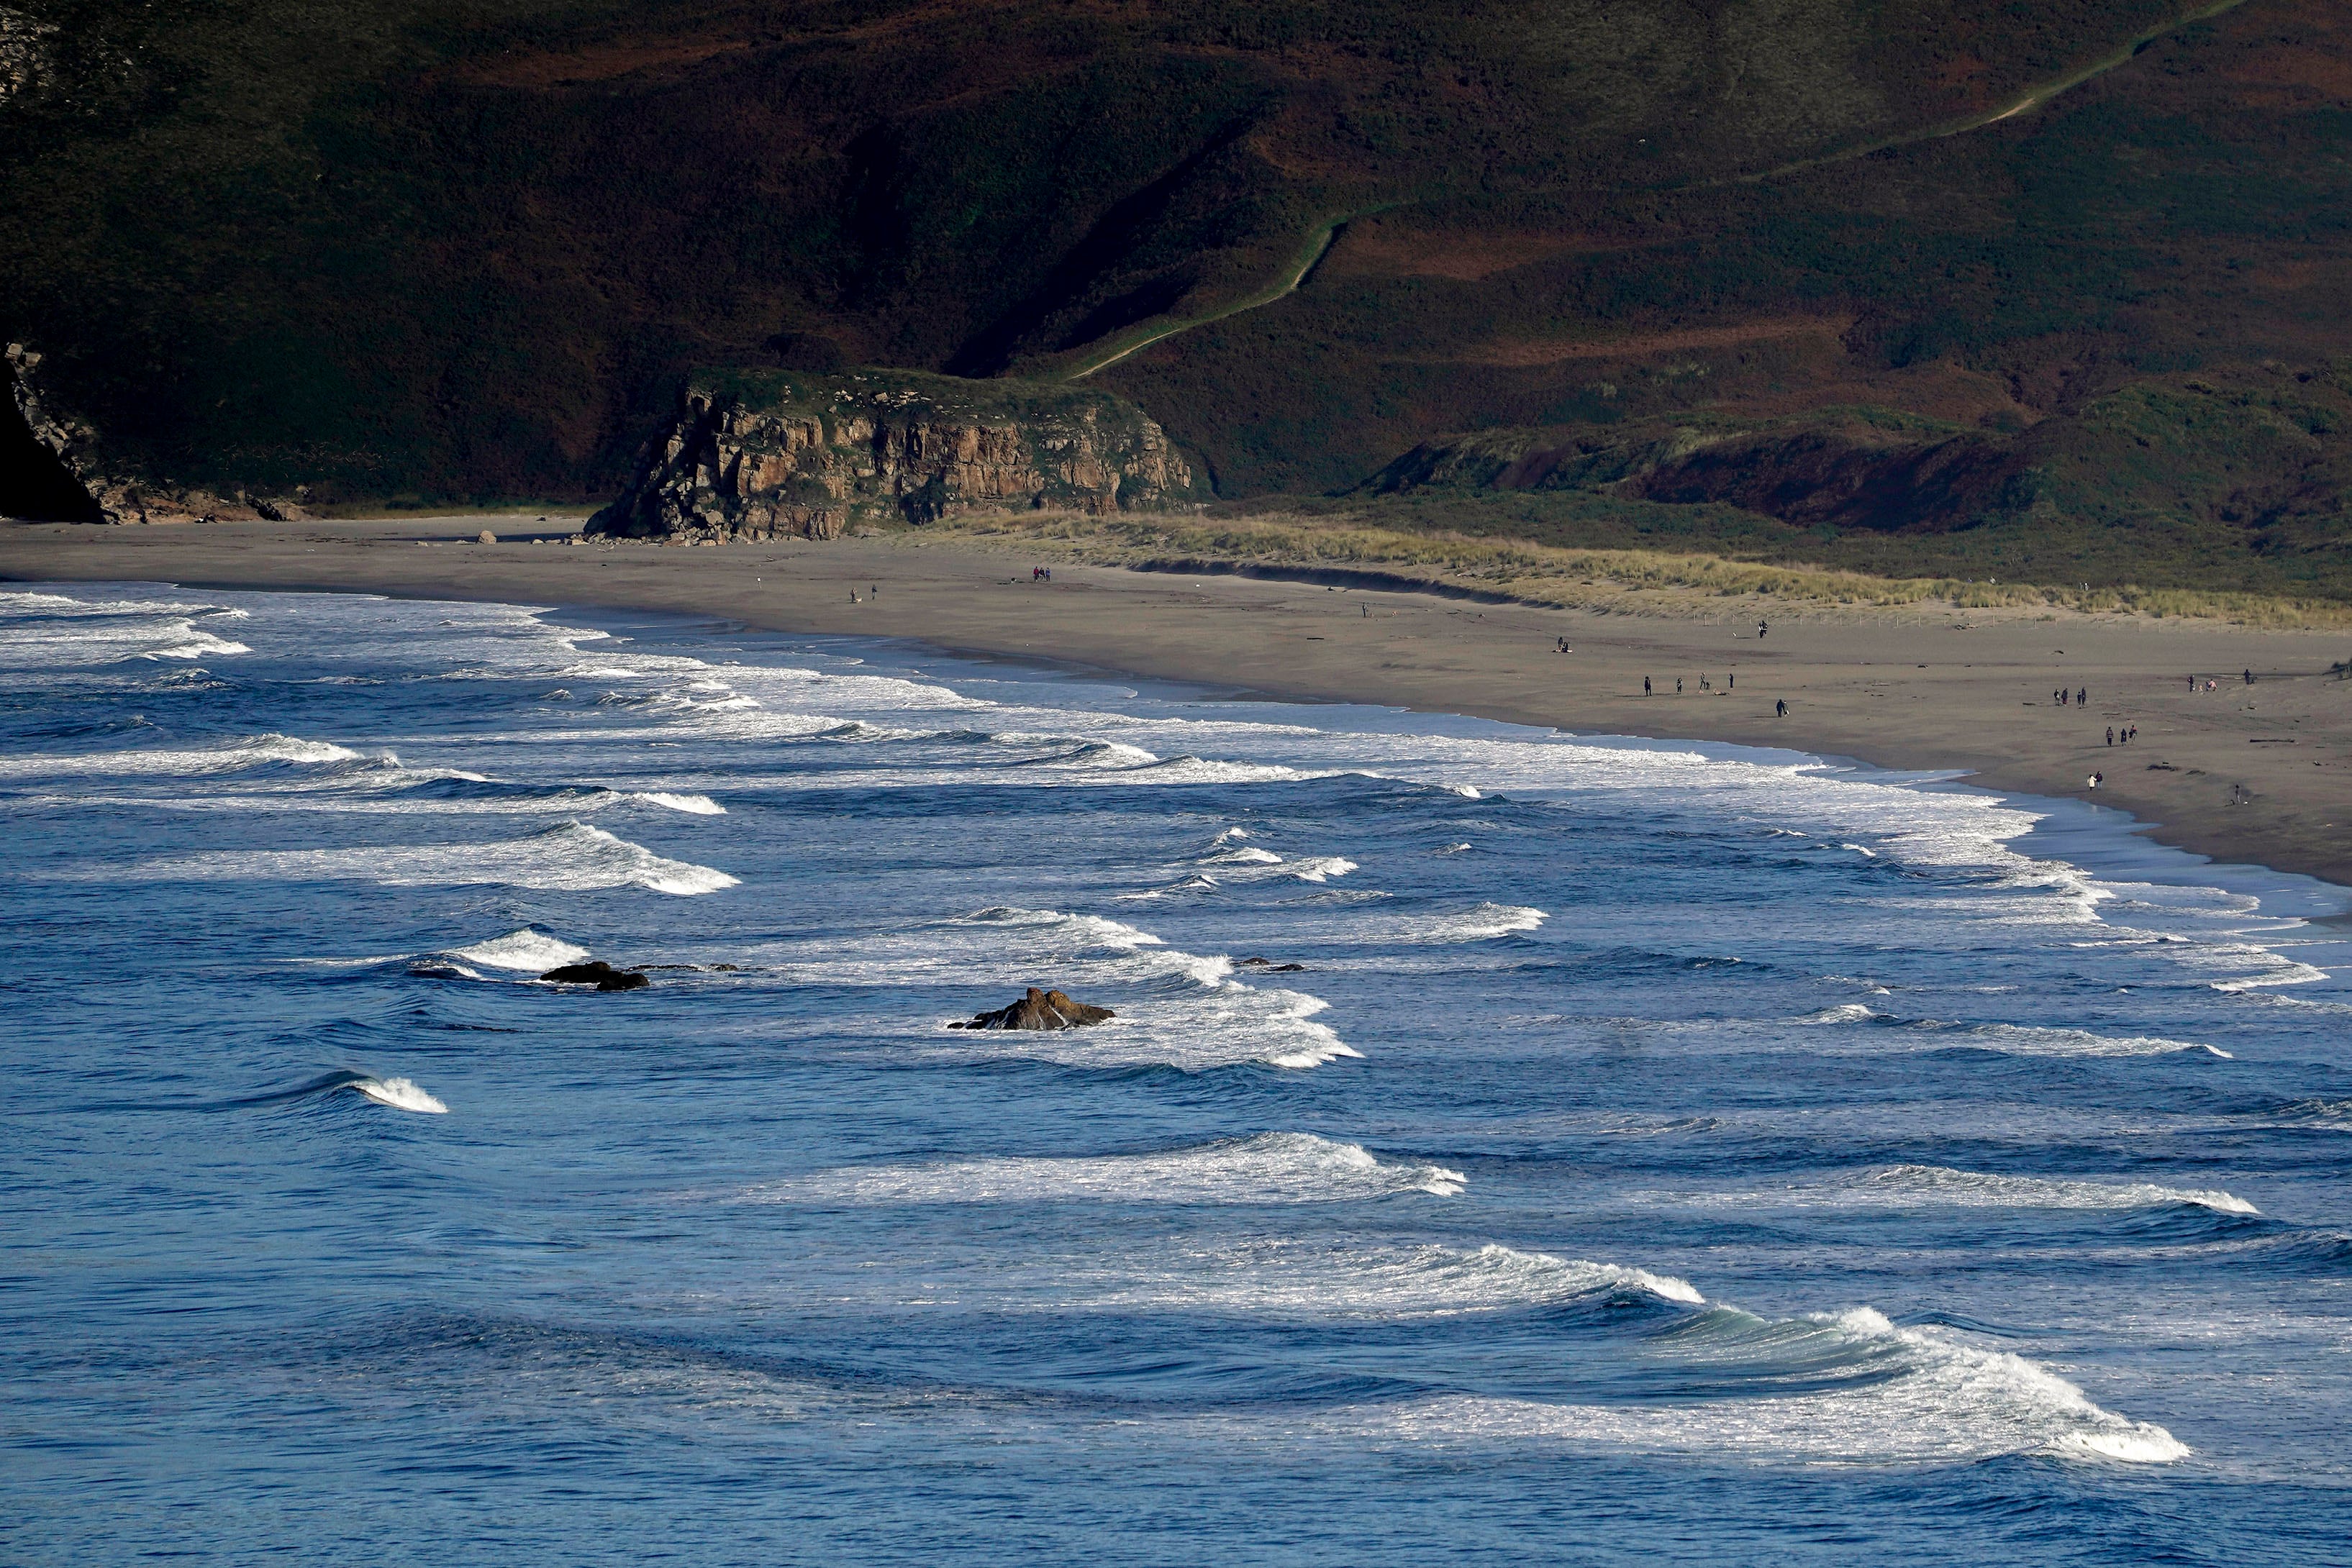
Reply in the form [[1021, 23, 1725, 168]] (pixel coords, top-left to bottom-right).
[[2107, 726, 2115, 746], [1676, 678, 1683, 695], [1758, 619, 1768, 639], [2077, 687, 2087, 706], [2244, 669, 2255, 685], [1644, 676, 1652, 696], [1776, 699, 1788, 717]]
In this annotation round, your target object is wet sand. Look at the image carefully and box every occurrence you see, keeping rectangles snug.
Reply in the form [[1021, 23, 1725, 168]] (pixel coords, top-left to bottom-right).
[[6, 514, 2350, 887]]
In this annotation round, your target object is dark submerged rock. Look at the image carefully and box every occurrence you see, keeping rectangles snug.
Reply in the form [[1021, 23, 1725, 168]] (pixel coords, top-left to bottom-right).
[[948, 987, 1114, 1030], [1235, 957, 1307, 972], [540, 960, 649, 991]]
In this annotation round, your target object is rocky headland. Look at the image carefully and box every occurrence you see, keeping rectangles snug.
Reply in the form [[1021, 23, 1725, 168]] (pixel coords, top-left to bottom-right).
[[587, 368, 1200, 543]]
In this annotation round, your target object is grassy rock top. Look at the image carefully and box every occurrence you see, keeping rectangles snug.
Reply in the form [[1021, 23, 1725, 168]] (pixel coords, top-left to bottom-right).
[[689, 368, 1162, 432]]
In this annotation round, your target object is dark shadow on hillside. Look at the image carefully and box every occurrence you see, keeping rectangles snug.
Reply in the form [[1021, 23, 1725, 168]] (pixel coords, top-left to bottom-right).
[[1, 372, 100, 522], [945, 115, 1261, 378]]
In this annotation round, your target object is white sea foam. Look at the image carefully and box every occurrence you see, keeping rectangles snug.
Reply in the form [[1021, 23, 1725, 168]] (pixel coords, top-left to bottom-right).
[[129, 821, 737, 895], [1351, 903, 1548, 943], [1665, 1164, 2258, 1216], [1372, 1304, 2187, 1465], [1800, 1003, 1889, 1025], [445, 929, 594, 972], [1109, 757, 1332, 786], [0, 593, 256, 667], [934, 984, 1360, 1072], [1862, 1164, 2257, 1215], [961, 906, 1165, 951], [756, 1133, 1464, 1205], [1183, 845, 1358, 885], [1058, 1239, 1700, 1316], [1961, 1024, 2230, 1059], [750, 907, 1363, 1065], [634, 791, 725, 814], [352, 1075, 448, 1114], [0, 731, 365, 780]]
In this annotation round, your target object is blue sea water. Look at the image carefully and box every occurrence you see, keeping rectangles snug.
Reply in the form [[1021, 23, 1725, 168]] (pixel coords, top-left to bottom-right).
[[4, 582, 2349, 1565]]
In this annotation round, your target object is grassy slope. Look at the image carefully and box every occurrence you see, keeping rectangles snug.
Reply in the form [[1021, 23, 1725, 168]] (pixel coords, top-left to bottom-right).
[[1, 0, 2345, 608], [4, 0, 2210, 495]]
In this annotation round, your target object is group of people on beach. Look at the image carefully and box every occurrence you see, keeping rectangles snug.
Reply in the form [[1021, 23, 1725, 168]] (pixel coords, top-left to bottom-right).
[[2054, 685, 2088, 706], [1633, 673, 1783, 716], [2107, 725, 2139, 745], [1643, 673, 1735, 695], [1030, 566, 1053, 581]]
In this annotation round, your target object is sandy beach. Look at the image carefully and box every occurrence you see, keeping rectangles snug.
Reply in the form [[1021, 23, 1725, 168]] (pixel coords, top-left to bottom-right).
[[6, 514, 2348, 887]]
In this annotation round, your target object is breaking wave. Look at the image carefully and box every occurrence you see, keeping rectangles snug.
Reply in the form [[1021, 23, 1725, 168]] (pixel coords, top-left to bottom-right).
[[1353, 903, 1548, 943], [445, 928, 594, 972], [130, 821, 739, 895], [755, 1133, 1465, 1205], [1374, 1304, 2187, 1465], [0, 731, 365, 780], [352, 1075, 449, 1114], [1059, 1239, 1702, 1316]]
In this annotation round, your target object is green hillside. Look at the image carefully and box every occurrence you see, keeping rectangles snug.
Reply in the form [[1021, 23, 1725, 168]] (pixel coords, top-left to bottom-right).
[[3, 0, 2348, 598]]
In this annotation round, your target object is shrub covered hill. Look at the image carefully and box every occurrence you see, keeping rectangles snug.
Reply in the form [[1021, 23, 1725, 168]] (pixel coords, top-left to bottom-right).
[[3, 0, 2348, 595]]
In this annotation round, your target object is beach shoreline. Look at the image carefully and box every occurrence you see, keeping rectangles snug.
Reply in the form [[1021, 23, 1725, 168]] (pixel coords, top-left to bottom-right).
[[6, 513, 2349, 889]]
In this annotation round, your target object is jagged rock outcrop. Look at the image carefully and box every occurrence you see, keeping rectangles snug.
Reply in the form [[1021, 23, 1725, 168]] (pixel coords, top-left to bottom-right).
[[589, 368, 1200, 542], [948, 987, 1115, 1030], [540, 961, 650, 991], [4, 343, 313, 524]]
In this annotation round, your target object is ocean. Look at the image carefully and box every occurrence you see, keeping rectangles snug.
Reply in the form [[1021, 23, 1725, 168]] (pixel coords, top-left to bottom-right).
[[4, 582, 2348, 1565]]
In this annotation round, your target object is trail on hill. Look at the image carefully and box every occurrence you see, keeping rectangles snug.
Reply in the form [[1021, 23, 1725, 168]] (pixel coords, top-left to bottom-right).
[[1065, 216, 1356, 381], [1062, 0, 2258, 381]]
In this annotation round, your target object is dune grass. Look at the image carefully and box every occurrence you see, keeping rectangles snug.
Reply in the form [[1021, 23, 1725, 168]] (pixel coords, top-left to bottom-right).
[[926, 508, 2352, 629]]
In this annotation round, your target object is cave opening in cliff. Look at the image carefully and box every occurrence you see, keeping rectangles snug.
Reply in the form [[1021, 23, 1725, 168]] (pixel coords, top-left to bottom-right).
[[1, 373, 104, 521]]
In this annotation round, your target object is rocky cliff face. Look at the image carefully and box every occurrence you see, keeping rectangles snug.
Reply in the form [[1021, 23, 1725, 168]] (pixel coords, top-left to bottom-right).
[[588, 368, 1199, 542], [4, 343, 312, 524]]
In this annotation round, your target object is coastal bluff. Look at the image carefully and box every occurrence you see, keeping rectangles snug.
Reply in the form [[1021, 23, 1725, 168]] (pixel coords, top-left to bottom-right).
[[588, 369, 1199, 542]]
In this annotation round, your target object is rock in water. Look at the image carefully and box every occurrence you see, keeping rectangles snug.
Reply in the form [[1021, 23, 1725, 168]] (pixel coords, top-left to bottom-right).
[[540, 960, 649, 991], [948, 987, 1114, 1030]]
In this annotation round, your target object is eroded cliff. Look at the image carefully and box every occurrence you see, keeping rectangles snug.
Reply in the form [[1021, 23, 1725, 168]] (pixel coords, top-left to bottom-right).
[[589, 369, 1199, 542], [4, 343, 312, 524]]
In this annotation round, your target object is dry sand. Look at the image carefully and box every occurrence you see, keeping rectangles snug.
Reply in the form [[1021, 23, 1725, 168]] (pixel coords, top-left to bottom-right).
[[6, 514, 2350, 887]]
